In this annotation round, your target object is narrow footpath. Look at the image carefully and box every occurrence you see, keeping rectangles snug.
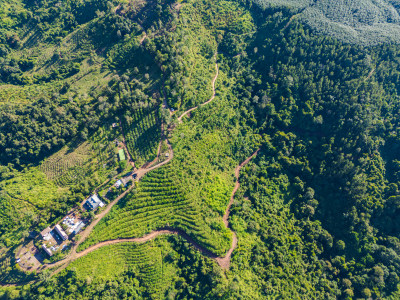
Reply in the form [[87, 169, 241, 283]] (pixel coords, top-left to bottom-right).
[[177, 60, 219, 123]]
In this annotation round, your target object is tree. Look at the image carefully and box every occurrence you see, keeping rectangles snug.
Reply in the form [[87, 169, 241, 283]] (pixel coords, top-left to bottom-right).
[[119, 160, 127, 170], [38, 270, 51, 282]]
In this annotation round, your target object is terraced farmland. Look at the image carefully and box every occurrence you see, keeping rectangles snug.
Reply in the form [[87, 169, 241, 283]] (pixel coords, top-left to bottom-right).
[[79, 164, 231, 256], [66, 241, 171, 299], [39, 142, 93, 181], [123, 107, 161, 166]]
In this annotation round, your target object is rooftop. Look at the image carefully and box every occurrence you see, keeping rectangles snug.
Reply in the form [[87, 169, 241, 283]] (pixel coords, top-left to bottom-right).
[[40, 226, 51, 238], [85, 194, 104, 211]]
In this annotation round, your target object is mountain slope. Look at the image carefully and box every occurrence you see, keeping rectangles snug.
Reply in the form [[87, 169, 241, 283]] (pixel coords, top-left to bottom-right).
[[2, 0, 400, 299]]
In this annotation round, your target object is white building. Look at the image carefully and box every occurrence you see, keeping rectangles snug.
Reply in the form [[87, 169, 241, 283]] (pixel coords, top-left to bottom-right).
[[54, 224, 68, 241], [73, 221, 85, 235], [40, 227, 52, 240]]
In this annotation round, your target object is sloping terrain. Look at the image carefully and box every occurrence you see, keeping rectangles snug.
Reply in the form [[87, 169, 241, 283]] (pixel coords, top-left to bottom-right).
[[2, 0, 400, 299]]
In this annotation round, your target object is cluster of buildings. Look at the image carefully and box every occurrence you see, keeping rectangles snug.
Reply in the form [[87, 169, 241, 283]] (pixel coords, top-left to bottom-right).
[[39, 193, 103, 257], [40, 224, 69, 257], [38, 167, 141, 259]]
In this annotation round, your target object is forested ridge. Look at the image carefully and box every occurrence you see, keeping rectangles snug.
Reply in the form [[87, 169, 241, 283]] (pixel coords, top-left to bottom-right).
[[1, 0, 400, 299]]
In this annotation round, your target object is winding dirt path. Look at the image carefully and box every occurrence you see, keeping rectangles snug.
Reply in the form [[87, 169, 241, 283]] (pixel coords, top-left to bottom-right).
[[7, 55, 256, 285], [64, 227, 219, 262], [48, 147, 258, 274], [177, 60, 219, 123], [38, 141, 174, 274], [45, 57, 253, 272], [216, 148, 260, 269]]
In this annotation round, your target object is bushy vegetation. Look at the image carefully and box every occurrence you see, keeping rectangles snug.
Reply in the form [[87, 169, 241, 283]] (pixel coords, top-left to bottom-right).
[[149, 0, 254, 110], [122, 96, 161, 166], [212, 7, 400, 298], [3, 0, 400, 299], [39, 142, 92, 181]]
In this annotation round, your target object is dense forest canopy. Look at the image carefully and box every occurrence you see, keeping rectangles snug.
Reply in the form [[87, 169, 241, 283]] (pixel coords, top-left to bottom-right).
[[1, 0, 400, 299], [251, 0, 400, 45]]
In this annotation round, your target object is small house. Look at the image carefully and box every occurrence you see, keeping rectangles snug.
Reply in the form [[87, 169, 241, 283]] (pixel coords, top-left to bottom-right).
[[118, 149, 126, 161], [85, 194, 105, 211], [115, 179, 123, 188], [112, 123, 119, 128], [54, 224, 68, 241], [73, 222, 85, 235]]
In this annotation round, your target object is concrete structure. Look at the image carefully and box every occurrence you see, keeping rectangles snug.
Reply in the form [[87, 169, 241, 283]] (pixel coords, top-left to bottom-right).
[[73, 222, 85, 235], [42, 244, 52, 257], [54, 224, 68, 241], [85, 194, 105, 211], [115, 179, 123, 188]]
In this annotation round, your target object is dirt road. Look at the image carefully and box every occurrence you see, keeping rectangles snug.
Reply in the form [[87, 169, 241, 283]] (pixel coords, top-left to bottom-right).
[[40, 141, 174, 274], [48, 148, 258, 273], [216, 149, 260, 269], [7, 53, 257, 285], [45, 58, 253, 273]]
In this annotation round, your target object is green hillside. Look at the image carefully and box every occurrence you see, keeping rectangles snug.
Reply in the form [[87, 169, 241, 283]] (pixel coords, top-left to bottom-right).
[[2, 0, 400, 299]]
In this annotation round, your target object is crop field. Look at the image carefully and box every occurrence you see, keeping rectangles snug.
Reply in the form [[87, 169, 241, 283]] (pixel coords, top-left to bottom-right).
[[79, 163, 231, 255], [90, 124, 121, 171], [39, 142, 93, 181], [39, 124, 122, 188], [79, 165, 199, 246], [122, 107, 161, 167], [67, 240, 176, 299]]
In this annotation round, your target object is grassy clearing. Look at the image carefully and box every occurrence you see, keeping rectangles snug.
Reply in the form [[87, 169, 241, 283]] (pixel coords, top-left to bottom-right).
[[2, 169, 67, 209], [0, 82, 63, 107]]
